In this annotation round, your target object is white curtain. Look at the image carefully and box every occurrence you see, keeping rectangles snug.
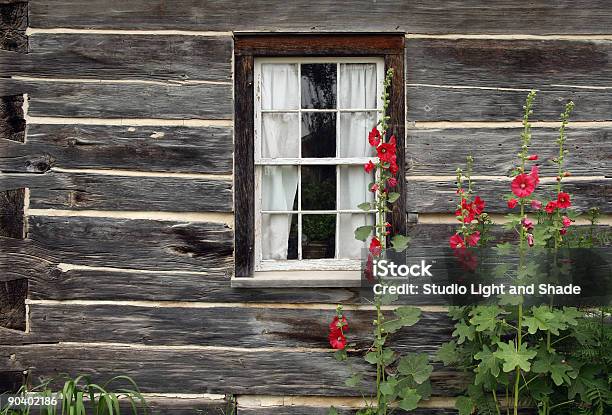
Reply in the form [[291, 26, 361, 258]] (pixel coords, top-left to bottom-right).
[[339, 63, 376, 109], [260, 64, 299, 260], [339, 166, 374, 258]]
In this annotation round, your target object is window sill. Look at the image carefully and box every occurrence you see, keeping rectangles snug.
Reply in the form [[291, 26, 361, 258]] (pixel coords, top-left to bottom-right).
[[231, 270, 361, 288]]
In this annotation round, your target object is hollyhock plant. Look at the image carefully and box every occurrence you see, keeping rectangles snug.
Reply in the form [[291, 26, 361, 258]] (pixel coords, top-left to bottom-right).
[[508, 198, 518, 209], [511, 173, 536, 198], [557, 191, 571, 208]]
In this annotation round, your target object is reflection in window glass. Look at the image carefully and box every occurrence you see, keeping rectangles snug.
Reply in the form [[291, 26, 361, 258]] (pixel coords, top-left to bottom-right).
[[301, 165, 336, 210], [302, 214, 336, 259], [301, 63, 337, 109], [301, 112, 336, 158]]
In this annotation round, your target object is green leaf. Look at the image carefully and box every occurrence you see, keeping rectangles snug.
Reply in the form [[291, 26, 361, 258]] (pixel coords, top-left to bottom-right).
[[379, 378, 397, 396], [328, 407, 339, 415], [391, 234, 410, 252], [364, 352, 378, 365], [394, 306, 421, 326], [345, 373, 362, 388], [474, 345, 501, 383], [493, 341, 537, 373], [387, 192, 401, 203], [522, 305, 556, 335], [455, 396, 474, 415], [354, 225, 373, 241], [452, 321, 475, 344], [435, 341, 461, 366], [397, 353, 433, 384], [357, 202, 372, 211], [469, 306, 503, 332], [532, 348, 576, 386], [397, 388, 421, 411], [334, 349, 348, 362]]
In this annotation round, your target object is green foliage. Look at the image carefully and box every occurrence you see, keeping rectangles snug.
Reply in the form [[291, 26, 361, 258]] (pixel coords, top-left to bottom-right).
[[0, 375, 147, 415]]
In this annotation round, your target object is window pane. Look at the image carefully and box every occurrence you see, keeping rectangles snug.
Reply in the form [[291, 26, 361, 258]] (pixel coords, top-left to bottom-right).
[[302, 214, 336, 259], [338, 165, 374, 210], [339, 63, 377, 109], [301, 112, 336, 158], [339, 111, 377, 157], [262, 166, 298, 211], [261, 64, 299, 110], [262, 112, 299, 158], [301, 165, 336, 210], [262, 214, 298, 260], [301, 63, 337, 109], [338, 214, 375, 259]]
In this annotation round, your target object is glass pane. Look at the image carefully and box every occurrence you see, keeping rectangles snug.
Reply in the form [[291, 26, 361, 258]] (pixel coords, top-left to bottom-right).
[[261, 64, 299, 110], [338, 165, 374, 210], [262, 166, 298, 211], [301, 63, 337, 109], [338, 214, 375, 259], [301, 165, 336, 210], [339, 112, 377, 157], [301, 112, 336, 158], [339, 63, 377, 109], [302, 214, 336, 259], [262, 113, 299, 158], [262, 213, 298, 260]]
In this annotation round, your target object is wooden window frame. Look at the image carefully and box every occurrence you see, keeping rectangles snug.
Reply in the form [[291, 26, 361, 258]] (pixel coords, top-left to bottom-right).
[[234, 34, 406, 283]]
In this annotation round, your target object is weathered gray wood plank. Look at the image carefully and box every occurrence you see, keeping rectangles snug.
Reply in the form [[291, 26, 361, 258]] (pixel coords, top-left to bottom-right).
[[407, 39, 612, 88], [239, 406, 457, 415], [27, 216, 233, 271], [0, 172, 233, 212], [406, 179, 612, 213], [28, 1, 612, 35], [3, 34, 232, 82], [0, 344, 466, 396], [407, 86, 612, 122], [0, 278, 26, 331], [406, 128, 612, 176], [28, 305, 453, 353], [1, 124, 233, 174], [20, 81, 232, 119]]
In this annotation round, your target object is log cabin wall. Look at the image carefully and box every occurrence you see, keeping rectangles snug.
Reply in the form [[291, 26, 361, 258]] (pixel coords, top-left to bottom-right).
[[1, 1, 611, 413]]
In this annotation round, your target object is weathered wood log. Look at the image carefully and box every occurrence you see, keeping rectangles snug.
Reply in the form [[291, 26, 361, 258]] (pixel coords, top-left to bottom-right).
[[133, 397, 231, 415], [27, 216, 234, 271], [3, 34, 232, 82], [0, 172, 233, 212], [0, 278, 26, 330], [1, 124, 233, 174], [0, 2, 27, 52], [239, 406, 458, 415], [407, 86, 612, 122], [27, 1, 612, 35], [0, 95, 25, 143], [406, 178, 612, 213], [406, 128, 612, 177], [19, 80, 232, 119], [27, 305, 453, 353], [0, 344, 467, 396]]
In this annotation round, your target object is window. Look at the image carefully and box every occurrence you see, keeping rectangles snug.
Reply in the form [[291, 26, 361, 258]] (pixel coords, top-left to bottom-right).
[[234, 35, 405, 287]]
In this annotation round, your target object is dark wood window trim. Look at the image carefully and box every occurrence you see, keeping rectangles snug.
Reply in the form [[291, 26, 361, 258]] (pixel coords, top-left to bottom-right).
[[234, 33, 406, 279]]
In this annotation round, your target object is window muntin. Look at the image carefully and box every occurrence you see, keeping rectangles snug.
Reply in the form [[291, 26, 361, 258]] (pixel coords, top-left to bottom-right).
[[254, 57, 384, 272]]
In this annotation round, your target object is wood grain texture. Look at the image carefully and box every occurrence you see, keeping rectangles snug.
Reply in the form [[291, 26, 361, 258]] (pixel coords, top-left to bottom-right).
[[28, 1, 612, 34], [406, 128, 612, 176], [0, 188, 24, 238], [406, 179, 612, 213], [0, 95, 25, 143], [0, 172, 233, 212], [3, 34, 232, 82], [0, 2, 26, 52], [1, 124, 233, 174], [27, 216, 233, 271], [20, 80, 232, 119], [133, 397, 231, 415], [1, 344, 466, 396], [0, 278, 26, 331], [406, 86, 612, 122], [234, 54, 254, 277], [239, 406, 457, 415], [28, 305, 452, 353]]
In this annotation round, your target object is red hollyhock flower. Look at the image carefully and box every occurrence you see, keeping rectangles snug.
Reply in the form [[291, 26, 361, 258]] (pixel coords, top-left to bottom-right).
[[370, 183, 379, 193], [511, 173, 536, 198], [364, 160, 375, 173], [449, 233, 465, 249], [508, 198, 518, 209], [329, 316, 348, 333], [473, 196, 485, 215], [530, 165, 540, 186], [466, 231, 480, 247], [377, 142, 397, 164], [562, 216, 572, 228], [389, 161, 399, 175], [557, 192, 571, 208], [560, 228, 567, 235], [531, 199, 542, 210], [527, 154, 538, 161], [369, 237, 382, 256], [545, 200, 558, 214], [455, 206, 474, 224], [329, 331, 347, 350], [387, 177, 398, 187], [521, 217, 534, 231], [527, 233, 535, 247], [368, 127, 381, 147]]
